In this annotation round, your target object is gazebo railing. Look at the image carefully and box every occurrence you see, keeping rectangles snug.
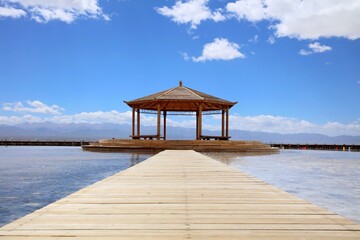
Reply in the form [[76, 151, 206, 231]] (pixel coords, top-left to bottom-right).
[[140, 109, 222, 115]]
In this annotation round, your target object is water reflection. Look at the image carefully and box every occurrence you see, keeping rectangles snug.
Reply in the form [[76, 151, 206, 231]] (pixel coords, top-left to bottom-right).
[[204, 151, 278, 164], [0, 146, 152, 227], [207, 150, 360, 223], [130, 153, 143, 166]]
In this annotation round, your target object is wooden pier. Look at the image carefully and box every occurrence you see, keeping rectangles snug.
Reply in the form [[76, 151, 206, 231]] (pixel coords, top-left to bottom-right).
[[82, 139, 278, 153], [0, 140, 89, 146], [271, 143, 360, 152], [1, 150, 359, 239]]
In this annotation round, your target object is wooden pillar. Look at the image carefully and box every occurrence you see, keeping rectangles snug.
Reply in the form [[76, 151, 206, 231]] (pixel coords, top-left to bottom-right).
[[198, 104, 202, 139], [226, 106, 229, 138], [132, 107, 135, 137], [221, 109, 225, 137], [136, 109, 140, 136], [163, 111, 167, 140], [157, 104, 161, 140], [196, 111, 199, 140]]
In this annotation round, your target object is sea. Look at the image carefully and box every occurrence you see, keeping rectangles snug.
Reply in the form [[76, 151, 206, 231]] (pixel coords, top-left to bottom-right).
[[207, 150, 360, 223], [0, 146, 359, 227], [0, 146, 151, 227]]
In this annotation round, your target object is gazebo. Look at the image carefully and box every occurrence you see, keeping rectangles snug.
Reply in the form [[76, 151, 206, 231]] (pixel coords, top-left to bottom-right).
[[124, 81, 237, 140]]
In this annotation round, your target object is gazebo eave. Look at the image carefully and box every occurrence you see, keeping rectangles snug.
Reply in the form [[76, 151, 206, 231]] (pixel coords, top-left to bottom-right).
[[124, 99, 237, 112]]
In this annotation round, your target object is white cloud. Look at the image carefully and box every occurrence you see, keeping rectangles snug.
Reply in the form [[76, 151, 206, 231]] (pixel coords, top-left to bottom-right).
[[0, 115, 43, 125], [0, 0, 108, 23], [1, 110, 360, 136], [248, 34, 258, 43], [299, 49, 312, 56], [0, 110, 159, 126], [309, 42, 332, 53], [192, 38, 245, 62], [156, 0, 225, 29], [227, 115, 315, 134], [212, 8, 226, 22], [3, 100, 64, 115], [22, 114, 43, 123], [226, 0, 266, 22], [51, 111, 130, 124], [299, 42, 332, 56], [166, 118, 197, 129], [226, 0, 360, 40], [267, 36, 275, 44], [226, 115, 360, 136], [0, 6, 26, 18], [181, 52, 191, 61], [51, 111, 197, 127], [30, 7, 75, 23], [0, 116, 20, 125]]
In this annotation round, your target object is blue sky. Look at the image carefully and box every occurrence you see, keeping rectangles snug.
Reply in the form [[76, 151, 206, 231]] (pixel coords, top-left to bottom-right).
[[0, 0, 359, 136]]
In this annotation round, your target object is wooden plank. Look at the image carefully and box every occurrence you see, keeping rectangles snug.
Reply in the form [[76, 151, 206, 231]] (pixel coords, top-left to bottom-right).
[[1, 150, 359, 239]]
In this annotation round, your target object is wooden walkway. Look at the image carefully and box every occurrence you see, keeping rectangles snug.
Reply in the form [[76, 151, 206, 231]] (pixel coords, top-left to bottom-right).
[[1, 150, 359, 239]]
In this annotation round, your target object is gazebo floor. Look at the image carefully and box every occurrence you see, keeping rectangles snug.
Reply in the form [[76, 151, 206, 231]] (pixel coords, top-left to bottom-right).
[[82, 139, 278, 154]]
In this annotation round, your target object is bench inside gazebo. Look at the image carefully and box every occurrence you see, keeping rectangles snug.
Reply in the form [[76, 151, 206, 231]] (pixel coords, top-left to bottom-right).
[[124, 81, 237, 140]]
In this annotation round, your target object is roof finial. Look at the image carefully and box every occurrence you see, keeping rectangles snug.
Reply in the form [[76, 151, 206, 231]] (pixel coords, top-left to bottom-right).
[[179, 80, 183, 86]]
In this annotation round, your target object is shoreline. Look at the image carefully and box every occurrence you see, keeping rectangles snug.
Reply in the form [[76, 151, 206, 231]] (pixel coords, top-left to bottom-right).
[[0, 140, 89, 146], [1, 140, 359, 152]]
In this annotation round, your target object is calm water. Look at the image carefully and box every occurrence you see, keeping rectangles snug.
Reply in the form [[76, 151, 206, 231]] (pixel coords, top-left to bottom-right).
[[208, 150, 360, 223], [0, 146, 152, 227]]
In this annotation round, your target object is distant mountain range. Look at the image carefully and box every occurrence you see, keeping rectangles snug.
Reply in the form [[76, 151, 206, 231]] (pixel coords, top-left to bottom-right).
[[1, 122, 359, 144]]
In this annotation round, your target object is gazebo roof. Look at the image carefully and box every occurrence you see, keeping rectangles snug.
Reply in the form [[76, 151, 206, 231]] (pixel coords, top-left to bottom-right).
[[124, 81, 237, 111]]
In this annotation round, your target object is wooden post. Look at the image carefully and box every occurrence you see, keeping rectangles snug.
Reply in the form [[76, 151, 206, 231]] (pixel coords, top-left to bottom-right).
[[132, 107, 135, 138], [221, 109, 225, 137], [157, 104, 161, 140], [163, 111, 167, 140], [199, 104, 202, 139], [136, 109, 140, 136], [226, 106, 229, 138], [196, 111, 199, 140]]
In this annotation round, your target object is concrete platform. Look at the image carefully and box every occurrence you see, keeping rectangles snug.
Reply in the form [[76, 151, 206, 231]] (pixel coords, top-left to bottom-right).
[[1, 150, 359, 239]]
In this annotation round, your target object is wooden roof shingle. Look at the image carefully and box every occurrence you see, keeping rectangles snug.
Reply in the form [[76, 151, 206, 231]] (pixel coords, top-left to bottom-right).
[[124, 81, 237, 111]]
